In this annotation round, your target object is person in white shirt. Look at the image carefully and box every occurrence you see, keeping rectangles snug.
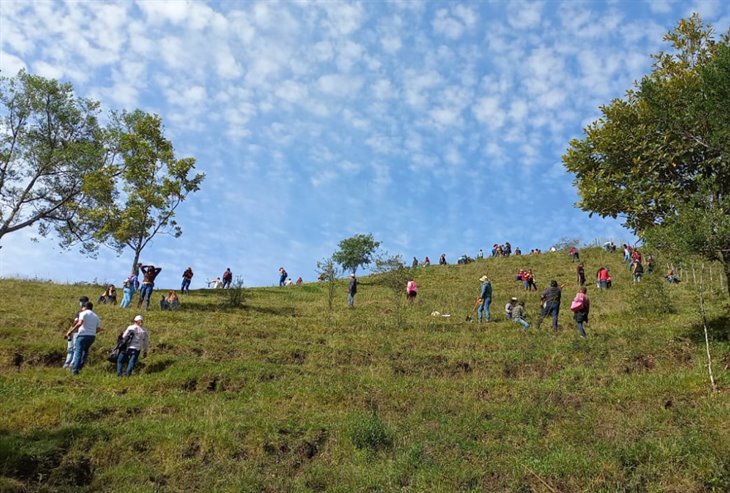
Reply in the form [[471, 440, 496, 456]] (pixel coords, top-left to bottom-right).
[[117, 315, 150, 377], [65, 301, 102, 375]]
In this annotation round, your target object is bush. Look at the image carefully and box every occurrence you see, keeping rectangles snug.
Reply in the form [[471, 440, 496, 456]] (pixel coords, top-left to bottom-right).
[[225, 276, 246, 308], [629, 274, 674, 315], [345, 413, 392, 452]]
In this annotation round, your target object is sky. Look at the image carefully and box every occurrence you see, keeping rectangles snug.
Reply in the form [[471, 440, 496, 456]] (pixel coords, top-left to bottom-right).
[[1, 0, 729, 289]]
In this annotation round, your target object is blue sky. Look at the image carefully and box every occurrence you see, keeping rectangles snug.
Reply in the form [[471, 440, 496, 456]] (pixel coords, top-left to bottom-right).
[[1, 0, 728, 288]]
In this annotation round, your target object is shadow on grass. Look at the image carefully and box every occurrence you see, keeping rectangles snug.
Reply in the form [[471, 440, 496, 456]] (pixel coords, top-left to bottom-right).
[[685, 315, 730, 343], [0, 426, 94, 489]]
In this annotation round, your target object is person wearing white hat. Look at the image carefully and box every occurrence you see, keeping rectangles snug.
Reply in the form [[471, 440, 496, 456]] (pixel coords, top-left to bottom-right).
[[117, 315, 149, 377], [505, 297, 518, 320], [477, 275, 492, 323]]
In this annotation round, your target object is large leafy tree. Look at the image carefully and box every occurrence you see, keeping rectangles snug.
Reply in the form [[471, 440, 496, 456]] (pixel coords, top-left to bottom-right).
[[63, 110, 205, 274], [332, 233, 381, 275], [563, 15, 730, 300], [0, 70, 107, 244]]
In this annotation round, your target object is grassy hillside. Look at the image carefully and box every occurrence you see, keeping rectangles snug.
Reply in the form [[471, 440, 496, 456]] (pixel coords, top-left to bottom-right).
[[0, 247, 728, 492]]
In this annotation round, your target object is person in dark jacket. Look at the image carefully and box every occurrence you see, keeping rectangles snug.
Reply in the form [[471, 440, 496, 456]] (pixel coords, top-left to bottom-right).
[[537, 280, 562, 331], [348, 274, 358, 308], [571, 287, 590, 338]]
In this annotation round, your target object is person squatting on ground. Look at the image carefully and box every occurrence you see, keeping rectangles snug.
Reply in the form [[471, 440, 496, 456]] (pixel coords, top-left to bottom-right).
[[505, 297, 517, 320], [477, 275, 492, 323], [537, 280, 562, 332], [406, 278, 418, 303], [98, 284, 117, 305], [65, 301, 102, 375], [512, 300, 530, 329], [117, 315, 149, 377], [570, 287, 591, 338], [222, 268, 233, 289], [137, 264, 162, 309], [63, 296, 89, 369], [278, 267, 287, 287], [596, 266, 610, 289], [348, 274, 358, 308], [160, 290, 180, 310], [181, 267, 194, 293]]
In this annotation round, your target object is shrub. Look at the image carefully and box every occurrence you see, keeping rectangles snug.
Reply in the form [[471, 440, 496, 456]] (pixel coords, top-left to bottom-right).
[[629, 274, 674, 315], [225, 276, 246, 308], [345, 413, 392, 452]]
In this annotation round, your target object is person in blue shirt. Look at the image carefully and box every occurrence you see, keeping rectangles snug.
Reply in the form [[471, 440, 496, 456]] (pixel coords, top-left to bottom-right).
[[477, 275, 492, 323]]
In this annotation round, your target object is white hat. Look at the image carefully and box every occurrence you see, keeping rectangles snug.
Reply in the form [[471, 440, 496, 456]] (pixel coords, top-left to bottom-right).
[[134, 315, 144, 322]]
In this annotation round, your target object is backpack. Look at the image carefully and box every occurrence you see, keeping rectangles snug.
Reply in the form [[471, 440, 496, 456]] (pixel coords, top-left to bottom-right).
[[107, 330, 135, 362], [570, 293, 586, 312]]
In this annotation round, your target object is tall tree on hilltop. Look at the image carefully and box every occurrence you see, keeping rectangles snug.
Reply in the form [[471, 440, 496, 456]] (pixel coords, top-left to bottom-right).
[[563, 14, 730, 301], [60, 110, 205, 274], [332, 233, 381, 275], [0, 71, 108, 245]]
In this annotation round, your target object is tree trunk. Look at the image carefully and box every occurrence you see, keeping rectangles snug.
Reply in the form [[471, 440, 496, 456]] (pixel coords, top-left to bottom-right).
[[130, 249, 142, 277], [724, 260, 730, 306]]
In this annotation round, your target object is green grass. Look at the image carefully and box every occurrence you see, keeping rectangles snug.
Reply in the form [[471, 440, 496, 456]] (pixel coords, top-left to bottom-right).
[[1, 247, 729, 492]]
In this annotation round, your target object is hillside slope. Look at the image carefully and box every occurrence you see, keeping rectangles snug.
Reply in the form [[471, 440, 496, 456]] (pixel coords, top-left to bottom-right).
[[0, 247, 728, 492]]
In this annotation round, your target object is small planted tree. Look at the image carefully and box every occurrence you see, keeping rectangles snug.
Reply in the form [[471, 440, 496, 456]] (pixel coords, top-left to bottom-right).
[[373, 254, 409, 327], [332, 233, 381, 275], [316, 257, 339, 316]]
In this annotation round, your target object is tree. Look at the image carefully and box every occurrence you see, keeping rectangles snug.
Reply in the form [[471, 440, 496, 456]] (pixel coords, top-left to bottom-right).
[[373, 253, 410, 327], [316, 256, 340, 315], [62, 110, 204, 274], [332, 233, 381, 274], [0, 70, 107, 244], [562, 15, 730, 301]]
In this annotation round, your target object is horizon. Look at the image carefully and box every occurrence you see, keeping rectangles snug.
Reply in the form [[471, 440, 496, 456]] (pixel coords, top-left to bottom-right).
[[1, 1, 727, 288]]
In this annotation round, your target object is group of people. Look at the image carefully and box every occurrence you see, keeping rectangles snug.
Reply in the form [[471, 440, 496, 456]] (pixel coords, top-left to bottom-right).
[[64, 296, 149, 376]]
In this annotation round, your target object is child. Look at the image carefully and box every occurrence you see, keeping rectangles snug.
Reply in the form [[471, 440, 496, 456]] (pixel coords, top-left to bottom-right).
[[513, 300, 530, 329], [505, 297, 517, 320]]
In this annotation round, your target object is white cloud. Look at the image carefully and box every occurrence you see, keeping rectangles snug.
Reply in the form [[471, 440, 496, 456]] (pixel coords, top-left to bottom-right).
[[508, 1, 543, 29], [317, 74, 363, 97]]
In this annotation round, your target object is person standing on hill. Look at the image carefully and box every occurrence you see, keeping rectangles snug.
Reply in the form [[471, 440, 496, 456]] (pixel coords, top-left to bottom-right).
[[570, 287, 590, 338], [65, 301, 102, 375], [348, 274, 358, 308], [439, 254, 447, 265], [117, 315, 149, 377], [137, 264, 162, 309], [278, 267, 288, 286], [632, 261, 644, 283], [222, 268, 233, 289], [181, 267, 194, 293], [63, 296, 89, 369], [477, 275, 492, 323], [569, 247, 580, 262], [411, 256, 419, 268], [537, 280, 562, 332], [576, 263, 586, 286]]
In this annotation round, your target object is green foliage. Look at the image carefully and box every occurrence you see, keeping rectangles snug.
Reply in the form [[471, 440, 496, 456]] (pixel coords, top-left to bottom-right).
[[316, 257, 339, 314], [373, 253, 410, 327], [0, 70, 105, 243], [628, 274, 675, 316], [225, 276, 246, 308], [346, 413, 393, 452], [332, 233, 381, 274], [562, 15, 730, 301], [68, 110, 205, 273]]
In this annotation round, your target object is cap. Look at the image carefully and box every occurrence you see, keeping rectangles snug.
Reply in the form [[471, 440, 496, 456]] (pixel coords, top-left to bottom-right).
[[134, 315, 144, 322], [350, 274, 355, 277], [511, 297, 518, 301], [79, 296, 89, 303], [479, 275, 489, 282]]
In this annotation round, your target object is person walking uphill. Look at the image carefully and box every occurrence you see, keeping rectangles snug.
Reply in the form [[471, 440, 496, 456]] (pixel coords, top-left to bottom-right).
[[65, 301, 102, 375], [477, 275, 492, 323], [537, 280, 562, 332], [63, 296, 89, 369], [117, 315, 149, 377], [137, 264, 162, 309], [348, 274, 358, 308], [570, 287, 591, 338]]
